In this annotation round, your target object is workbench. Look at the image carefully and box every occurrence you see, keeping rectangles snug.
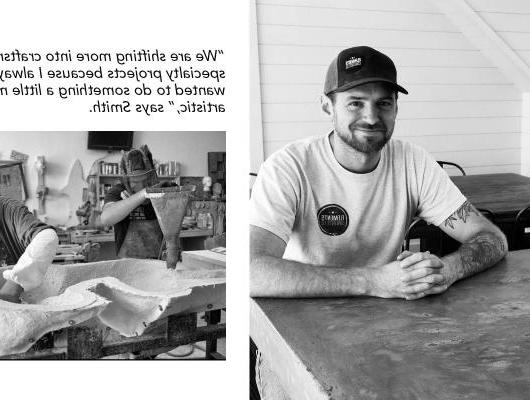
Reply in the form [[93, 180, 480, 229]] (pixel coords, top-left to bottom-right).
[[70, 229, 214, 244], [1, 310, 224, 360], [250, 250, 530, 399]]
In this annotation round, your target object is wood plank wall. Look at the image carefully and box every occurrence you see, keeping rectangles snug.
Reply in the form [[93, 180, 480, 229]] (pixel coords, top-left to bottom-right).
[[464, 0, 530, 175], [254, 0, 523, 174]]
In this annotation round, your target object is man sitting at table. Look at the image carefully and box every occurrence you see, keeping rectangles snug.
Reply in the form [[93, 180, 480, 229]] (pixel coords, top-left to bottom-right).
[[250, 46, 508, 300]]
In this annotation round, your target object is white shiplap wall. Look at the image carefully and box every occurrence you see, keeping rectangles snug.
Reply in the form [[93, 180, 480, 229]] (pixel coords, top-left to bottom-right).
[[254, 0, 522, 174], [524, 93, 530, 176], [463, 0, 530, 175]]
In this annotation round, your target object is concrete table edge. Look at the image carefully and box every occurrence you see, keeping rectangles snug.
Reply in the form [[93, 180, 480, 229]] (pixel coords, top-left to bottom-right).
[[250, 298, 331, 400]]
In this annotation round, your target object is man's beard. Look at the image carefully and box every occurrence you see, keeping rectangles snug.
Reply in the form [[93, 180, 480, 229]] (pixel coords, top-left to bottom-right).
[[336, 123, 391, 154]]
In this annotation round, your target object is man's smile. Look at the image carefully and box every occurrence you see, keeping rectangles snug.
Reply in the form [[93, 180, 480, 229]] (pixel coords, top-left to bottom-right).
[[352, 128, 386, 136]]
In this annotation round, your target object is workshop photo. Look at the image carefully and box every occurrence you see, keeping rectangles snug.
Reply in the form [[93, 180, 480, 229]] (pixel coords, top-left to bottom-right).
[[0, 130, 226, 359], [250, 1, 530, 399]]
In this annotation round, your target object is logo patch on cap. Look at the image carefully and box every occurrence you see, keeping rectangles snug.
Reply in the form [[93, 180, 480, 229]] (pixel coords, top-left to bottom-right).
[[317, 204, 349, 236], [345, 56, 362, 70]]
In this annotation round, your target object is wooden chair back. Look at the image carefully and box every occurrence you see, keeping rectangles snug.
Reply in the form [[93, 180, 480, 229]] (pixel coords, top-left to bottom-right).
[[437, 161, 466, 176], [513, 205, 530, 250]]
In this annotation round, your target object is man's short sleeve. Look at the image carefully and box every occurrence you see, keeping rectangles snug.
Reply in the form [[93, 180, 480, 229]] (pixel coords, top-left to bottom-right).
[[415, 148, 467, 226], [8, 199, 53, 246], [250, 152, 300, 244], [0, 197, 54, 263]]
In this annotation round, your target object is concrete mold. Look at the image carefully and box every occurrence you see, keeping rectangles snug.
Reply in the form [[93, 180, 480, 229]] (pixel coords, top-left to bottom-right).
[[146, 187, 191, 268], [0, 257, 225, 356]]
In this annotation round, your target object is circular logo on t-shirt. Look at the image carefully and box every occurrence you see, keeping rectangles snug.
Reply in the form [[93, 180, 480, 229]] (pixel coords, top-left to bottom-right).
[[317, 204, 349, 236]]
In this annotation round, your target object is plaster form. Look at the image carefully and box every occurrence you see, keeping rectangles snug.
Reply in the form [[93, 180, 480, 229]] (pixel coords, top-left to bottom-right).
[[0, 257, 225, 356]]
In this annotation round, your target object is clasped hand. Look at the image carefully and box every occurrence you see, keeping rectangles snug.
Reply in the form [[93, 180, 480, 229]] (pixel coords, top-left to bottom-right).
[[371, 251, 450, 300]]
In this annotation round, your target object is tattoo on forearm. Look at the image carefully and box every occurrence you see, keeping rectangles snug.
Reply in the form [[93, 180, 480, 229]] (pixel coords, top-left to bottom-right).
[[443, 201, 480, 229], [459, 231, 506, 278]]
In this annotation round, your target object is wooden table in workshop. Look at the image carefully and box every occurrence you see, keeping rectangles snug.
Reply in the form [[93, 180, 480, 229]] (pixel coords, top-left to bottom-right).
[[451, 173, 530, 220], [70, 231, 115, 244], [70, 229, 214, 256], [250, 250, 530, 400], [70, 229, 214, 244]]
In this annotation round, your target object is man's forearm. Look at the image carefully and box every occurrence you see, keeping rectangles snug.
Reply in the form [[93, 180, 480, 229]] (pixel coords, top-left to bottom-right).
[[100, 189, 146, 226], [442, 230, 507, 284], [250, 254, 370, 298]]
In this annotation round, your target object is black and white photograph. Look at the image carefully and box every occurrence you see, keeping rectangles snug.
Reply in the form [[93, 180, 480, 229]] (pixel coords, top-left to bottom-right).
[[0, 130, 226, 359], [249, 1, 530, 399]]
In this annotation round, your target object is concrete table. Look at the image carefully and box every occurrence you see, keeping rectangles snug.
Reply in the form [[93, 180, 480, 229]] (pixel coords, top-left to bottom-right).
[[250, 250, 530, 400]]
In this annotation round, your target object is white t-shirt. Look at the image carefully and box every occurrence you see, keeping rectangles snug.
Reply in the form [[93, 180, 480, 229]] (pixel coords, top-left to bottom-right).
[[250, 134, 466, 268]]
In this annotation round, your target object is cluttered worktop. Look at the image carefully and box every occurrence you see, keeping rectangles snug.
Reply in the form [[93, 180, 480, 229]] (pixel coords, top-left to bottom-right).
[[57, 197, 223, 263]]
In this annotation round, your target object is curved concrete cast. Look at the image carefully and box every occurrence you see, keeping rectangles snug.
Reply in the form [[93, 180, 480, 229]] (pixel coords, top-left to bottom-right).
[[0, 258, 225, 356]]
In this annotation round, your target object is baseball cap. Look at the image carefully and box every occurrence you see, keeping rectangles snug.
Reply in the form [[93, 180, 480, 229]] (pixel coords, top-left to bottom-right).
[[324, 46, 408, 95], [120, 145, 156, 177]]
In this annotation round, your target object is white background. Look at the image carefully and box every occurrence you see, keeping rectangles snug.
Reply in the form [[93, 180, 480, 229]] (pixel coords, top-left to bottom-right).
[[0, 1, 249, 399]]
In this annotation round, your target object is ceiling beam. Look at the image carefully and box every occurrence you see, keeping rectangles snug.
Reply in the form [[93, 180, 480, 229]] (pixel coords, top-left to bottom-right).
[[431, 0, 530, 92]]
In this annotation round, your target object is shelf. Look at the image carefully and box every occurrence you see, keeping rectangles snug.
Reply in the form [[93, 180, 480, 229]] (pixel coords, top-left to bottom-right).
[[97, 175, 178, 179], [71, 232, 115, 244], [180, 228, 213, 238], [70, 229, 213, 244]]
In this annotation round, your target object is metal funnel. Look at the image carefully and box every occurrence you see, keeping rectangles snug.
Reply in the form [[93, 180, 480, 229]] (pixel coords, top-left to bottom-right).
[[146, 187, 192, 269]]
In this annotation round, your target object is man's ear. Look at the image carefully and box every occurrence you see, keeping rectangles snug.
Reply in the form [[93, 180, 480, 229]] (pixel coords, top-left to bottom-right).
[[320, 95, 333, 117]]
